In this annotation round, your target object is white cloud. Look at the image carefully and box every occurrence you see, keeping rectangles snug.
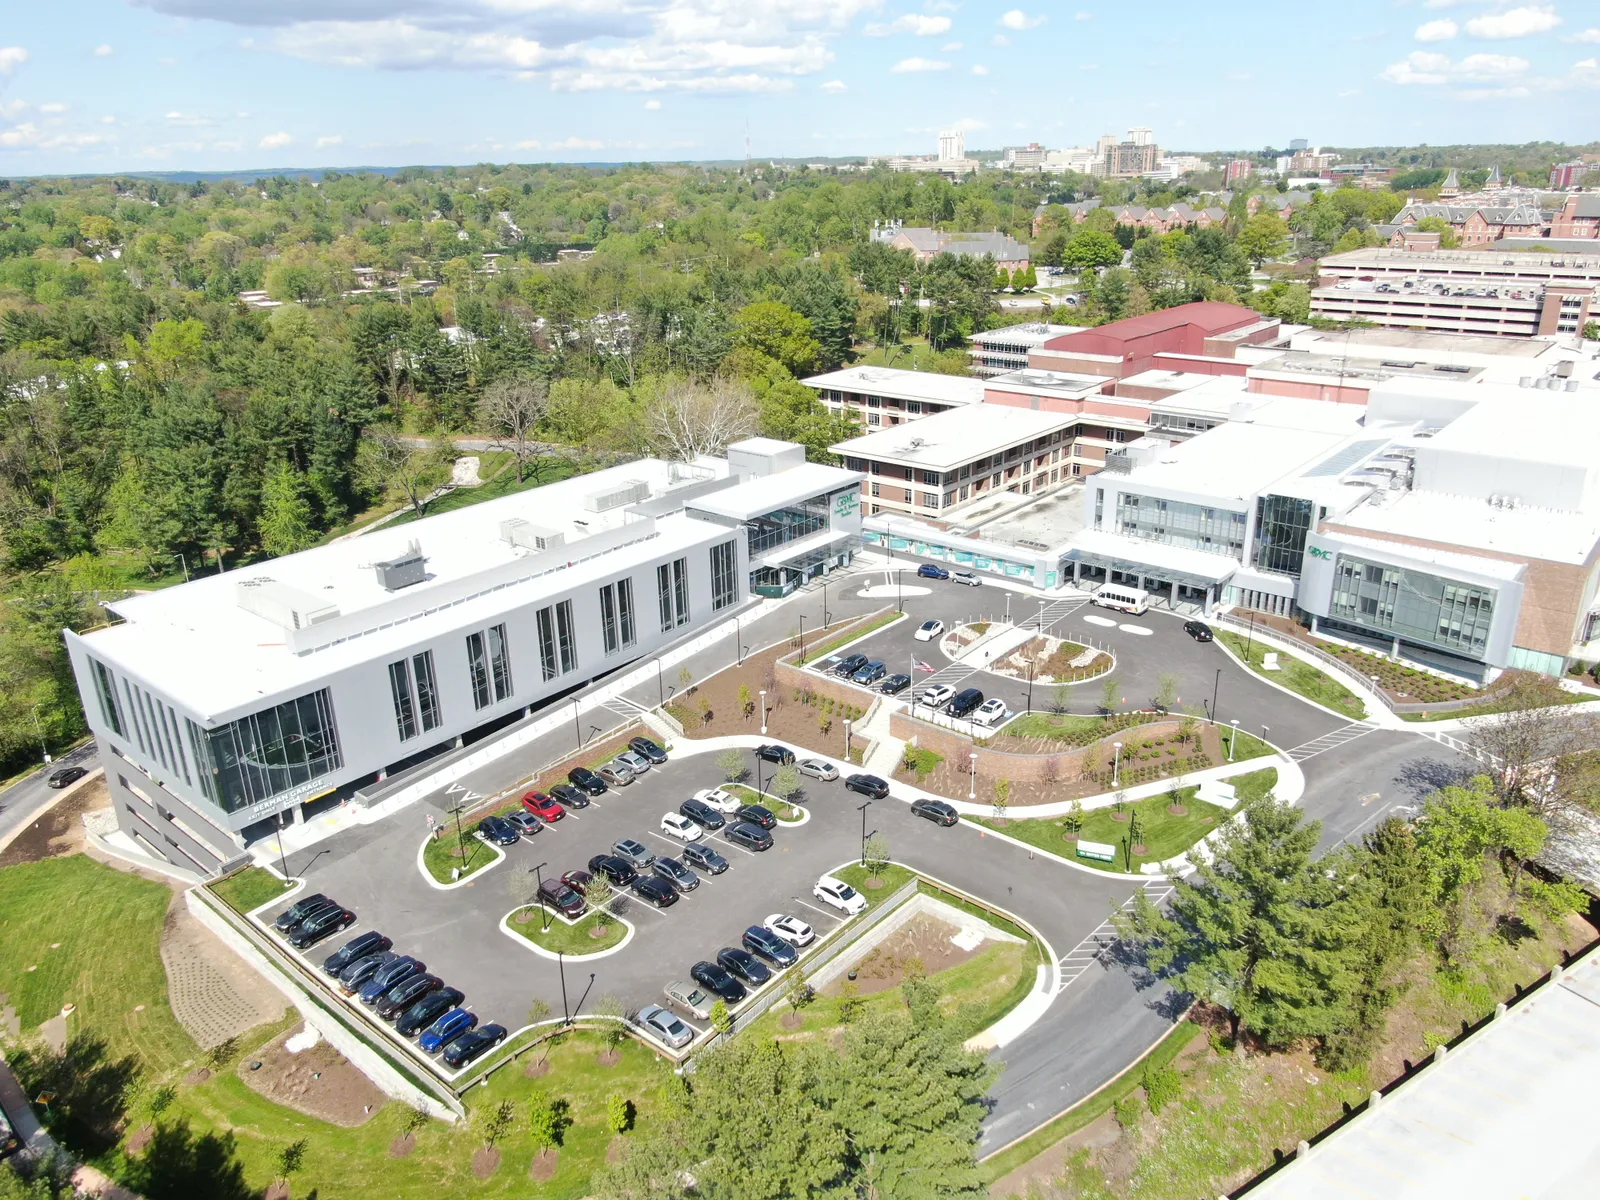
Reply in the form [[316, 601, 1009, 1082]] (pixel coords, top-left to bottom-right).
[[1465, 5, 1561, 39], [0, 46, 27, 74], [38, 102, 66, 114], [643, 97, 661, 108], [100, 114, 116, 124], [0, 99, 27, 118], [890, 56, 950, 72], [1424, 0, 1463, 7], [1078, 62, 1099, 71], [942, 41, 962, 50], [93, 44, 112, 57], [1075, 11, 1093, 20], [315, 134, 343, 147], [1381, 49, 1530, 85], [991, 34, 1010, 45], [970, 63, 988, 75], [1415, 18, 1458, 42], [165, 111, 216, 127], [820, 78, 847, 91], [1567, 27, 1600, 43], [212, 140, 241, 151], [1338, 88, 1361, 97], [516, 138, 542, 149], [548, 136, 605, 150], [999, 10, 1046, 31], [865, 14, 952, 37], [158, 57, 178, 65], [0, 122, 108, 151], [259, 131, 293, 149]]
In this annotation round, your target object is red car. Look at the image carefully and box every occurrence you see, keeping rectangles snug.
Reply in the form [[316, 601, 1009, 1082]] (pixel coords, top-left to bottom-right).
[[520, 791, 566, 823]]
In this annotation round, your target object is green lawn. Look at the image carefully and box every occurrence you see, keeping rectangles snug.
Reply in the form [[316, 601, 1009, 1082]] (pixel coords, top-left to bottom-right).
[[835, 862, 918, 902], [420, 828, 498, 884], [384, 451, 582, 528], [795, 611, 904, 666], [506, 907, 628, 955], [1217, 630, 1367, 720], [1228, 767, 1279, 804], [0, 856, 198, 1075], [209, 866, 295, 916], [977, 788, 1235, 873], [725, 783, 803, 821], [852, 339, 971, 374], [1399, 689, 1589, 722]]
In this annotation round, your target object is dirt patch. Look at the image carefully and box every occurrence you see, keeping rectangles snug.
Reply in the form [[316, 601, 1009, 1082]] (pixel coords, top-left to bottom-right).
[[472, 1147, 501, 1179], [989, 1110, 1120, 1199], [1167, 804, 1188, 816], [529, 1147, 560, 1182], [606, 1136, 628, 1165], [825, 915, 976, 998], [661, 615, 880, 762], [125, 1126, 154, 1157], [0, 776, 110, 867], [389, 1133, 416, 1158], [184, 1068, 211, 1085], [779, 1011, 804, 1030], [596, 1048, 620, 1067], [162, 898, 286, 1050], [524, 1058, 551, 1079], [263, 1182, 289, 1200], [237, 1023, 385, 1127]]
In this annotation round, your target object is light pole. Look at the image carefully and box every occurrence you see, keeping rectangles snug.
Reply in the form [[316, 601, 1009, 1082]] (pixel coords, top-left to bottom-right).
[[759, 690, 767, 735], [858, 800, 872, 865], [275, 809, 290, 880], [735, 614, 743, 664], [1112, 741, 1123, 786], [1245, 610, 1257, 660], [1229, 719, 1239, 761], [798, 614, 807, 661], [1004, 591, 1011, 626], [557, 950, 570, 1024], [1210, 668, 1221, 725], [30, 706, 49, 765], [1261, 724, 1269, 747], [657, 658, 664, 706], [1038, 597, 1047, 637], [843, 717, 852, 760], [822, 580, 830, 625], [173, 553, 189, 583], [532, 861, 550, 932], [968, 751, 978, 800]]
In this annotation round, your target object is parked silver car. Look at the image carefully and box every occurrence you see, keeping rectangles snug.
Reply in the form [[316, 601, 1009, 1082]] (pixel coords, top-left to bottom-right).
[[637, 1003, 693, 1049], [598, 761, 636, 786], [797, 759, 838, 782]]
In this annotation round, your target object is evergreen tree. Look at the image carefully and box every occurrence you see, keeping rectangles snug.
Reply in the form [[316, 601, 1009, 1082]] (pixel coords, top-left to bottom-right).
[[258, 461, 317, 556]]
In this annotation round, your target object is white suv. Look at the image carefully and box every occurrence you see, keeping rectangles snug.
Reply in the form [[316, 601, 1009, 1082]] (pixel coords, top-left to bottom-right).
[[660, 812, 703, 842], [952, 571, 981, 587], [970, 697, 1009, 728], [918, 684, 955, 709], [813, 875, 867, 916]]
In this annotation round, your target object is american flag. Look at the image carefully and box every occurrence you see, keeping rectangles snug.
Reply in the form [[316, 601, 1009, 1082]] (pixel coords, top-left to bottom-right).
[[914, 659, 935, 673]]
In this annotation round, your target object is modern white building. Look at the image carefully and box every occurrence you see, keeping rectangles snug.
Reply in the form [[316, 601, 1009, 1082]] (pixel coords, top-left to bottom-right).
[[67, 441, 860, 876], [804, 365, 986, 428], [968, 323, 1089, 376]]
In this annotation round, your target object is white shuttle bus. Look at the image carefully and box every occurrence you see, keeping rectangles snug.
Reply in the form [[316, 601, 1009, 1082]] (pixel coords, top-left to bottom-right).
[[1091, 583, 1150, 615]]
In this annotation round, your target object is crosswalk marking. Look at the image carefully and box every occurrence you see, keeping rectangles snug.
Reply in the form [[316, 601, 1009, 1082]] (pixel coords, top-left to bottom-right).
[[1057, 880, 1172, 994], [1287, 721, 1379, 762]]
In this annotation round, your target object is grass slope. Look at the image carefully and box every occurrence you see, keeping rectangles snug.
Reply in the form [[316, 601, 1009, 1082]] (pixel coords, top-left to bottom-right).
[[1217, 630, 1367, 720]]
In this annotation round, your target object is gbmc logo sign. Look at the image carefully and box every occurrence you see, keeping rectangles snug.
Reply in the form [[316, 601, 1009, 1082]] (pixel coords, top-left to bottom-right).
[[1307, 546, 1333, 560]]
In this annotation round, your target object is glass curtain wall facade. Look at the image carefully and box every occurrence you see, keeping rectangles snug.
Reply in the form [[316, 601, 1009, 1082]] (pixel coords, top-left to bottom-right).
[[186, 689, 343, 813], [388, 651, 443, 741], [599, 579, 637, 656], [745, 496, 828, 556], [657, 558, 690, 632], [710, 540, 738, 610], [467, 624, 514, 708], [1115, 493, 1247, 557], [1252, 494, 1314, 577], [1328, 555, 1496, 657]]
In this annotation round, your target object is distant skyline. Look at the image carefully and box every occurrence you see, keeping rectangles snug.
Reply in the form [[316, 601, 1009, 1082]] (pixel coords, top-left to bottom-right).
[[2, 1, 1598, 175]]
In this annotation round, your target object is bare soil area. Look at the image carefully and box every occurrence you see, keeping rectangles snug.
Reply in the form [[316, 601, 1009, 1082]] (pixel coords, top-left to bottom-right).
[[824, 915, 977, 997], [0, 776, 109, 867], [237, 1023, 386, 1127]]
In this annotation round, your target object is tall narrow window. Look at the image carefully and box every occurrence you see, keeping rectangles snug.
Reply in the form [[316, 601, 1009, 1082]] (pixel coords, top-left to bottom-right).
[[186, 719, 216, 803], [671, 557, 690, 628], [389, 659, 418, 740], [657, 563, 674, 633], [554, 603, 577, 674], [487, 623, 513, 701], [167, 706, 191, 784], [537, 607, 559, 681], [710, 540, 737, 611], [600, 585, 619, 655], [90, 659, 124, 738], [123, 680, 145, 754], [617, 578, 635, 647], [466, 631, 491, 709], [413, 651, 441, 732]]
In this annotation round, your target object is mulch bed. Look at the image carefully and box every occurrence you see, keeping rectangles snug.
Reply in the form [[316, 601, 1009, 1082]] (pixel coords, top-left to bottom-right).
[[237, 1024, 385, 1127], [530, 1148, 560, 1182], [825, 915, 976, 998], [524, 1057, 551, 1078], [126, 1126, 154, 1156], [389, 1133, 416, 1158], [472, 1147, 501, 1179], [596, 1048, 621, 1067]]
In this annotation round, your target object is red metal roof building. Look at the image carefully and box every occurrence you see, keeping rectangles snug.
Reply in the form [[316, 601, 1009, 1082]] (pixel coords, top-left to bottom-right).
[[1029, 302, 1283, 380]]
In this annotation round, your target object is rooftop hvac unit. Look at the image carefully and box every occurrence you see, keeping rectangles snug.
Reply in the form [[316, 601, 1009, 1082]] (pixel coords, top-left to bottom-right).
[[500, 518, 565, 552], [236, 579, 340, 630], [374, 541, 426, 591], [584, 480, 650, 513]]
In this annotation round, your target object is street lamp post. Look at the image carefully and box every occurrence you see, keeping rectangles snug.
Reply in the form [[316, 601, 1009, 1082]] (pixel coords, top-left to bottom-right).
[[822, 581, 830, 625], [968, 751, 978, 800], [798, 614, 807, 661], [173, 553, 189, 583], [29, 706, 49, 765], [275, 809, 290, 880], [1112, 741, 1123, 786], [1229, 719, 1239, 761], [557, 950, 570, 1024], [843, 718, 852, 760], [532, 861, 550, 932], [1037, 597, 1046, 635], [1004, 591, 1011, 626], [858, 800, 872, 865], [759, 690, 767, 735], [1210, 668, 1221, 725]]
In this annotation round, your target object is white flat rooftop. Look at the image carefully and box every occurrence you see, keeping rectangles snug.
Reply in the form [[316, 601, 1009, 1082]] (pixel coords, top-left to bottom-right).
[[1249, 948, 1600, 1200], [1064, 529, 1238, 582], [1334, 489, 1600, 565], [831, 403, 1076, 469], [802, 365, 987, 407], [985, 367, 1114, 396], [686, 461, 862, 521], [1108, 422, 1376, 505]]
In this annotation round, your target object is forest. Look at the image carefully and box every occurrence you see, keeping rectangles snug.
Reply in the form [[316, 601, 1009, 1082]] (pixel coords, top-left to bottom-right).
[[0, 155, 1542, 775]]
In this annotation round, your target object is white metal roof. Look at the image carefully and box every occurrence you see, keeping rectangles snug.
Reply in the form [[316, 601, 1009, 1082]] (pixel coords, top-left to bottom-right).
[[802, 366, 987, 407], [830, 404, 1076, 469], [685, 462, 861, 520]]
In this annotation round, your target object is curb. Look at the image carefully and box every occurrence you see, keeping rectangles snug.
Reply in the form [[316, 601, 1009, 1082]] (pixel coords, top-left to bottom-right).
[[415, 833, 506, 891], [498, 905, 636, 962]]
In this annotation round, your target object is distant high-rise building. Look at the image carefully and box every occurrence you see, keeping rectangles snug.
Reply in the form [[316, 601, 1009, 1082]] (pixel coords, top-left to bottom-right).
[[1128, 126, 1154, 147], [938, 129, 964, 162], [1288, 138, 1309, 152], [1225, 158, 1254, 184]]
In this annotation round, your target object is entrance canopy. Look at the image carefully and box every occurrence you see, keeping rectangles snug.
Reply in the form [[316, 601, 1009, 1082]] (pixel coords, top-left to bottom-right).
[[757, 528, 851, 568], [1063, 529, 1238, 591]]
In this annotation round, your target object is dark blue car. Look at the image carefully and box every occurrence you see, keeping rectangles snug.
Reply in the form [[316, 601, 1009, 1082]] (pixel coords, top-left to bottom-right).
[[358, 956, 424, 1005], [477, 815, 521, 846], [742, 924, 798, 967], [916, 563, 949, 580], [418, 1008, 478, 1053]]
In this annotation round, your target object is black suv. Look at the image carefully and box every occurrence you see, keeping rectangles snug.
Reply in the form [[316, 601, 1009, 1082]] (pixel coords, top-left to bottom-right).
[[629, 736, 669, 764], [911, 798, 959, 826], [736, 803, 777, 830], [742, 924, 798, 967], [754, 744, 795, 765], [1183, 619, 1214, 642], [691, 960, 747, 1003], [476, 815, 521, 846], [716, 946, 771, 986], [288, 905, 356, 949], [273, 893, 331, 933], [587, 854, 638, 886], [680, 798, 726, 830], [652, 856, 700, 892], [833, 653, 869, 678], [568, 766, 608, 796], [631, 876, 679, 908], [376, 974, 442, 1021], [323, 930, 391, 976], [844, 773, 889, 799], [395, 986, 465, 1038], [879, 673, 911, 695], [946, 687, 985, 719], [550, 783, 591, 809]]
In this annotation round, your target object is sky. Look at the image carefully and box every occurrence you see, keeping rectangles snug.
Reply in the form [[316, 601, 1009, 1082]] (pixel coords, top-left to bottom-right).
[[1, 1, 1597, 175]]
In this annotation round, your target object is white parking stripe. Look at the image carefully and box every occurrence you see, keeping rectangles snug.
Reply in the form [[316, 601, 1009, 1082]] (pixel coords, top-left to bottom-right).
[[790, 896, 841, 921]]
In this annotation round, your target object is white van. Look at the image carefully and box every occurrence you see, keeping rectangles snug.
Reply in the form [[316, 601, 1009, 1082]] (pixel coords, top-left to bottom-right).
[[1091, 584, 1150, 615]]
